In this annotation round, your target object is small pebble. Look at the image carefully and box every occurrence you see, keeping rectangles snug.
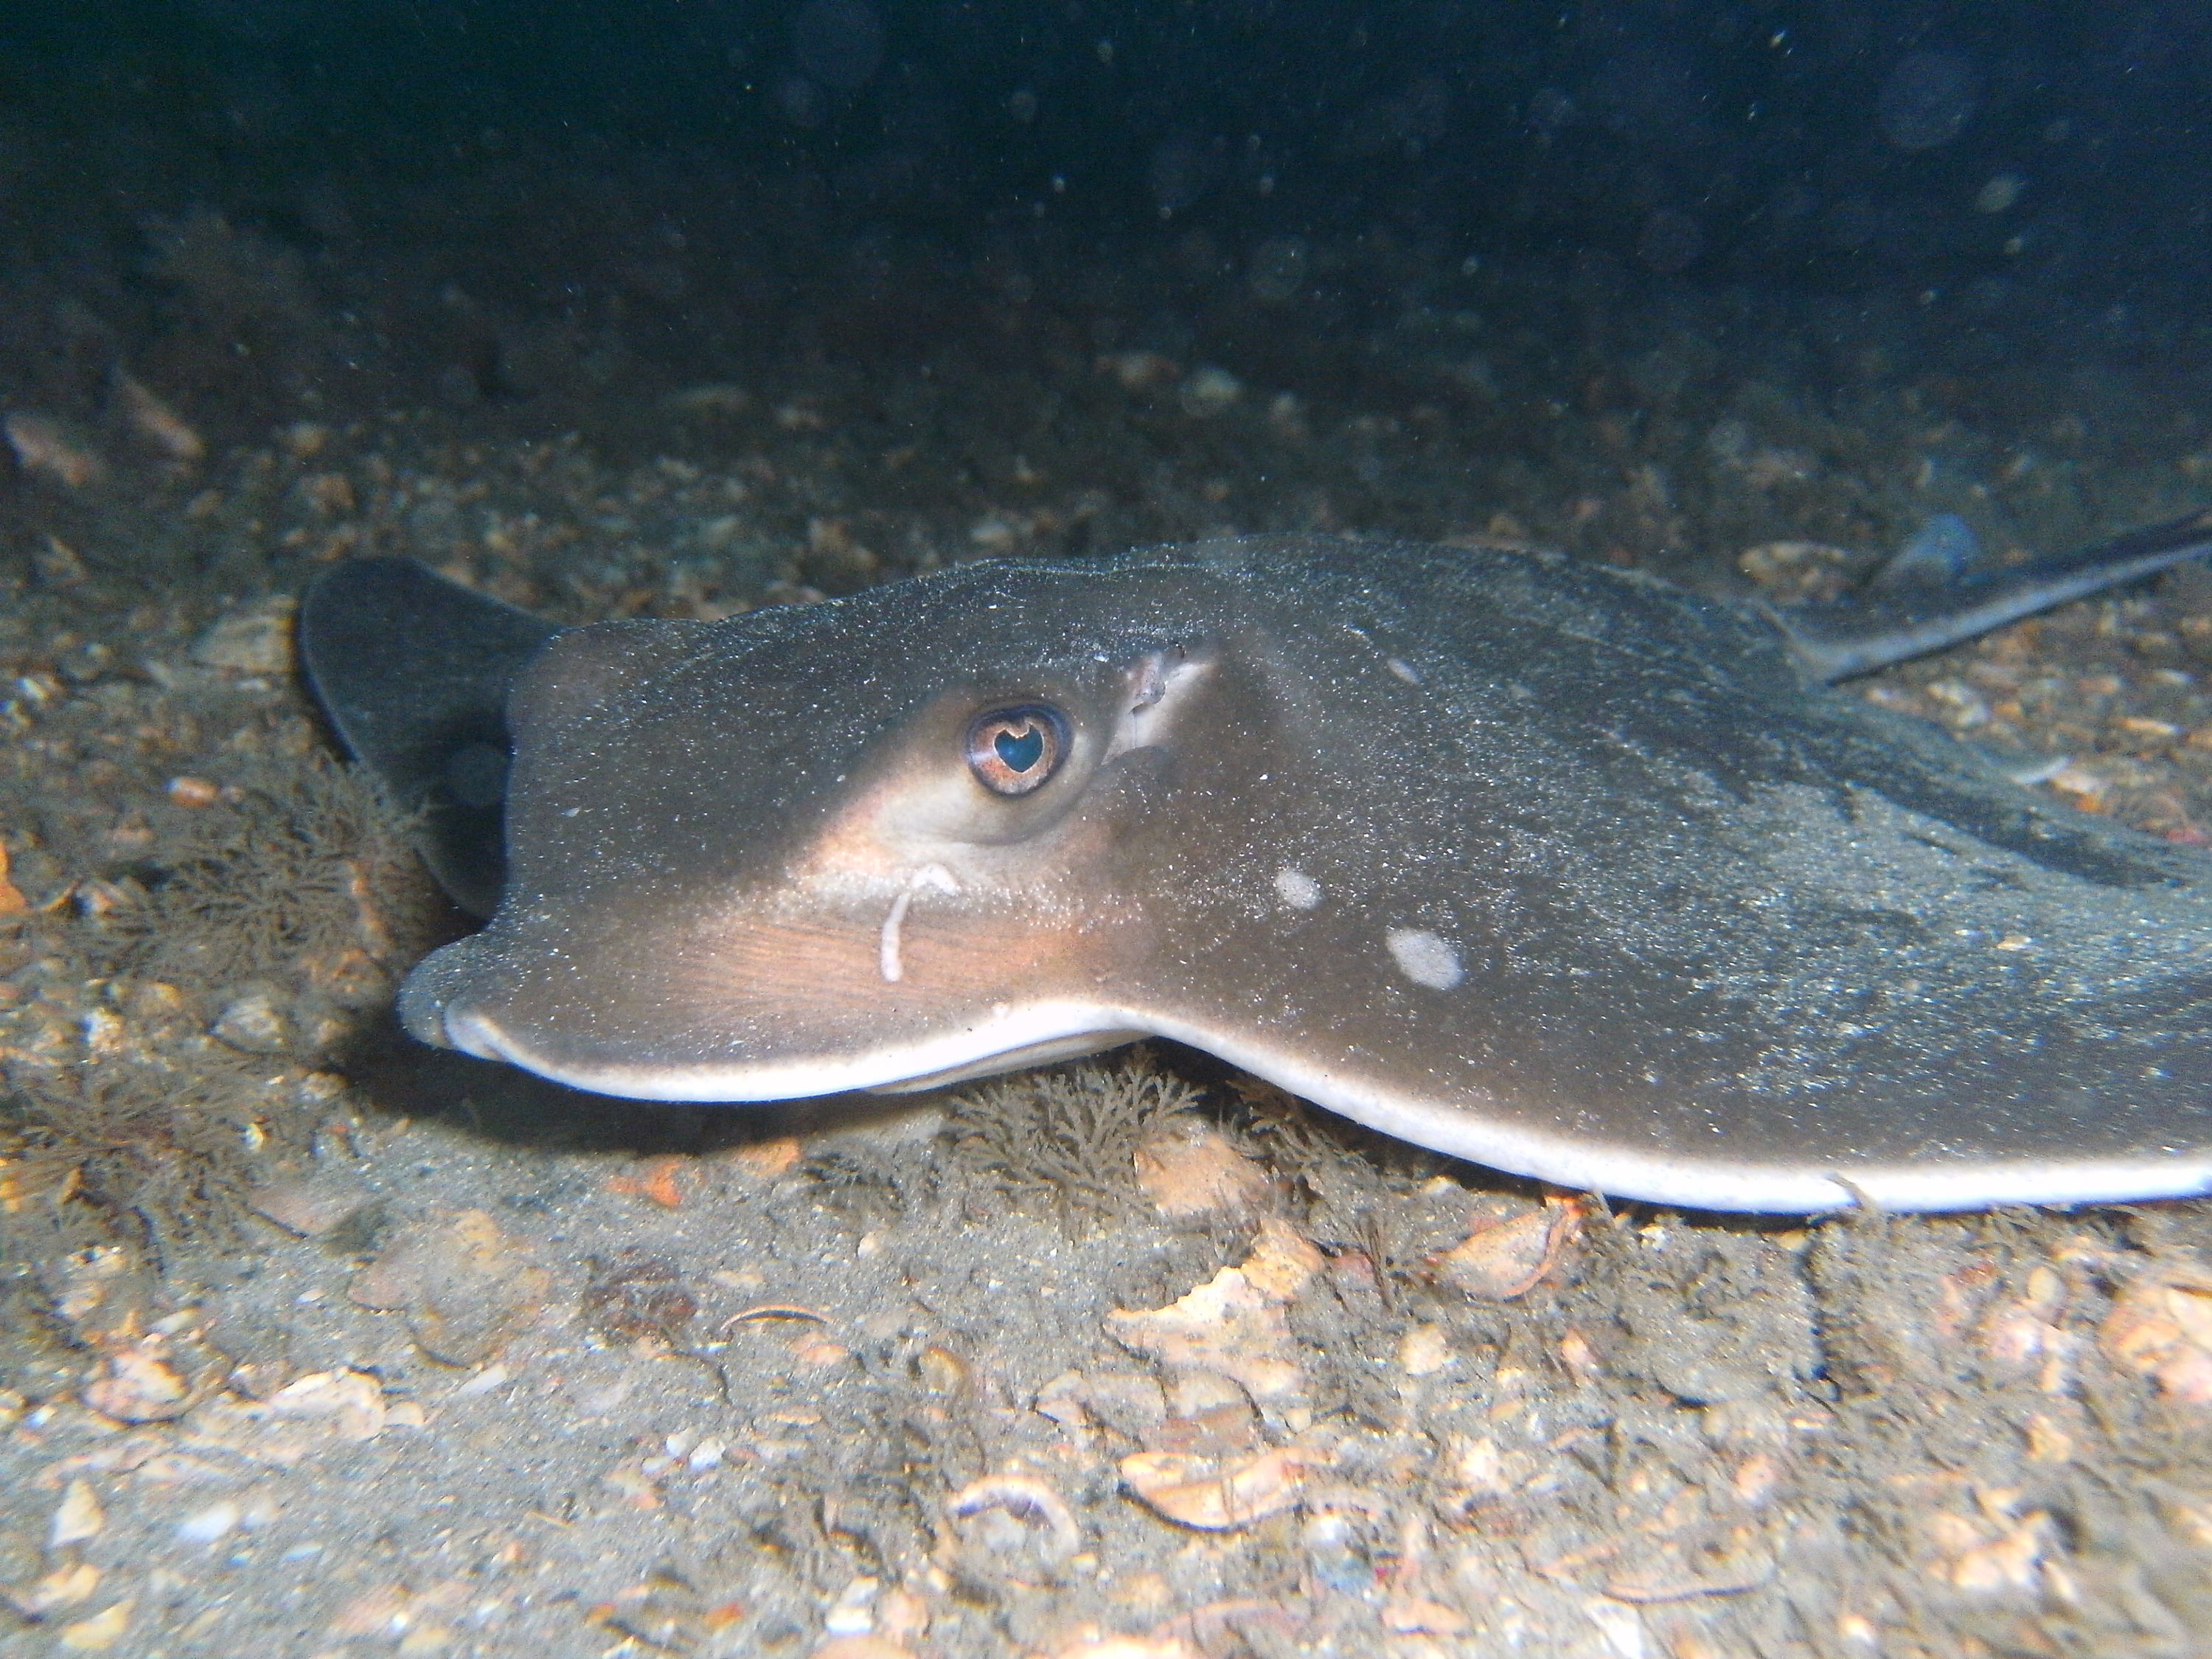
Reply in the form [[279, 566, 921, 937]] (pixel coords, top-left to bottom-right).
[[175, 1500, 241, 1545], [212, 988, 293, 1055], [191, 598, 298, 675], [822, 1575, 880, 1636], [1397, 1324, 1453, 1377], [251, 1173, 371, 1238], [58, 1599, 133, 1652], [50, 1480, 104, 1548]]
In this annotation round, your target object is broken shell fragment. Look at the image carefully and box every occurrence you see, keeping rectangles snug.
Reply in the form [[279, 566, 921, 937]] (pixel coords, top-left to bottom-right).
[[1427, 1194, 1585, 1300], [4, 412, 105, 488], [1397, 1323, 1453, 1377], [49, 1480, 105, 1548], [263, 1368, 389, 1439], [1382, 1597, 1468, 1636], [349, 1209, 549, 1366], [114, 375, 206, 465], [1106, 1218, 1320, 1400], [1048, 1637, 1202, 1659], [2099, 1264, 2212, 1404], [57, 1598, 133, 1652], [945, 1474, 1083, 1573], [211, 987, 295, 1055], [7, 1562, 101, 1618], [191, 597, 299, 675], [1133, 1121, 1270, 1218], [82, 1346, 191, 1423], [811, 1638, 915, 1659], [251, 1173, 373, 1239], [1119, 1441, 1334, 1530]]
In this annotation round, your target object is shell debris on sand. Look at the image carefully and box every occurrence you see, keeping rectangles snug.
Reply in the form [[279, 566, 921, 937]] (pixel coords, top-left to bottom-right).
[[114, 375, 206, 466], [1130, 1120, 1271, 1218], [7, 1562, 102, 1618], [49, 1478, 105, 1547], [0, 839, 29, 914], [182, 1368, 411, 1464], [4, 411, 105, 487], [1118, 1441, 1337, 1531], [1103, 1218, 1345, 1530], [1105, 1217, 1321, 1402], [55, 1598, 134, 1651], [248, 1170, 374, 1237], [189, 597, 299, 676], [81, 1344, 193, 1423], [1427, 1192, 1587, 1300], [2100, 1261, 2212, 1402], [346, 1208, 551, 1367], [941, 1473, 1085, 1583], [1176, 365, 1243, 418]]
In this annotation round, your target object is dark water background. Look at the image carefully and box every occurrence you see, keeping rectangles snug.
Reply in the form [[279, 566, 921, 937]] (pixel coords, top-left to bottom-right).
[[10, 0, 2211, 289], [5, 1, 2208, 403]]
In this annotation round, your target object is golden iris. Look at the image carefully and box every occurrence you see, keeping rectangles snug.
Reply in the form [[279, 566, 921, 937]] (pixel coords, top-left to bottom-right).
[[965, 705, 1068, 796]]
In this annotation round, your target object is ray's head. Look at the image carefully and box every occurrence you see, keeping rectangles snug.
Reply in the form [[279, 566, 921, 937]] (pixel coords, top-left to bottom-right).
[[398, 563, 1242, 1099]]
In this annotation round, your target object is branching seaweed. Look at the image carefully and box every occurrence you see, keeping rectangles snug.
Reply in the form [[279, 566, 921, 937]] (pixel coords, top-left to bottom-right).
[[1, 1050, 317, 1262], [945, 1049, 1203, 1227], [108, 752, 434, 992]]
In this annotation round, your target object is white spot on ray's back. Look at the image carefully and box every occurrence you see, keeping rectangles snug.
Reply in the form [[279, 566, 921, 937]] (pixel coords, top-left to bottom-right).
[[1386, 928, 1463, 990], [1274, 867, 1322, 910], [1386, 657, 1423, 685]]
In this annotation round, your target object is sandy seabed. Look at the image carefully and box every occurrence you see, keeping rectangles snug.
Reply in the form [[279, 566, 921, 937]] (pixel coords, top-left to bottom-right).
[[1, 183, 2211, 1658]]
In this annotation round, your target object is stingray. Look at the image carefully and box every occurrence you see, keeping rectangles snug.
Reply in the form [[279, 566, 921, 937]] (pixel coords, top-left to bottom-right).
[[299, 512, 2212, 1214]]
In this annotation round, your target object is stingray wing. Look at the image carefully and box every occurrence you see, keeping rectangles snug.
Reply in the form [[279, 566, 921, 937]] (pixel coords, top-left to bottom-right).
[[299, 558, 559, 917]]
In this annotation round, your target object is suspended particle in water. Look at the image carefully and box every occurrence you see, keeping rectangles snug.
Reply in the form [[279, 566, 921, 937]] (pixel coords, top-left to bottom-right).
[[774, 73, 827, 128], [1148, 134, 1220, 218], [1877, 51, 1980, 151], [1528, 85, 1577, 139], [1248, 236, 1311, 303], [1637, 209, 1705, 274], [792, 0, 883, 91]]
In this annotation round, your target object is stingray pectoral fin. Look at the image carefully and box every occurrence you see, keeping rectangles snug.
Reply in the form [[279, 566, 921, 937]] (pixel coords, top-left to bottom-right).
[[298, 558, 560, 917], [1776, 505, 2212, 682], [1141, 1016, 2212, 1217], [865, 1029, 1152, 1093]]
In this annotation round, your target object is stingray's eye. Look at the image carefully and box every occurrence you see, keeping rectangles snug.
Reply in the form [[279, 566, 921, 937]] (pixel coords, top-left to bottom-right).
[[965, 704, 1069, 796]]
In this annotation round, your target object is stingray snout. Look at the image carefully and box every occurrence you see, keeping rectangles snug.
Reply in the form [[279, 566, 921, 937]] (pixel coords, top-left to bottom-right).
[[395, 933, 501, 1054], [396, 931, 629, 1075]]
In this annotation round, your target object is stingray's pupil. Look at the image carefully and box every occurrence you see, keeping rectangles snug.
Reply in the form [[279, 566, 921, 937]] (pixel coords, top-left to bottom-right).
[[995, 723, 1045, 772]]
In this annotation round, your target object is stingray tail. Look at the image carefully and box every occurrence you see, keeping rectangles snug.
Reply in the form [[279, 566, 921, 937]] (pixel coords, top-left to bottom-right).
[[1773, 506, 2212, 682], [299, 558, 560, 917]]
